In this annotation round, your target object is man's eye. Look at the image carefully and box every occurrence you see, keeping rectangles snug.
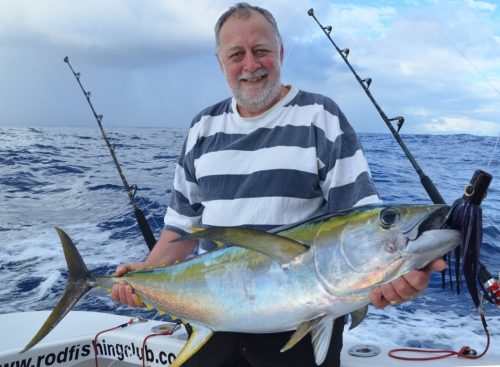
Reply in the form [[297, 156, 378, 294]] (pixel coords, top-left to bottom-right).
[[254, 49, 270, 57], [229, 52, 244, 61]]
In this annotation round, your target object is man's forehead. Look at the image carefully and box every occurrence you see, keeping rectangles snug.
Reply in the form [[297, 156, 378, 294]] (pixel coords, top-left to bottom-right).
[[218, 12, 277, 50], [222, 8, 264, 26]]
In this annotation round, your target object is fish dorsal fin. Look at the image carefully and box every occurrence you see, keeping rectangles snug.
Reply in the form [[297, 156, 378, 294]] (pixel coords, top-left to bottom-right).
[[176, 227, 309, 264], [349, 305, 368, 330], [189, 227, 225, 248], [310, 316, 334, 365], [281, 316, 325, 353], [169, 324, 213, 367]]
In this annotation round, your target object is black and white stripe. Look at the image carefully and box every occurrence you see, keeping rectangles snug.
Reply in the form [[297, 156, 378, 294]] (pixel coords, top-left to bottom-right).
[[165, 86, 380, 232]]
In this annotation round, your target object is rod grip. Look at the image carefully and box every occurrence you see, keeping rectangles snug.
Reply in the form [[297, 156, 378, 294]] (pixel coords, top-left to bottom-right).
[[419, 175, 446, 204], [134, 209, 157, 250]]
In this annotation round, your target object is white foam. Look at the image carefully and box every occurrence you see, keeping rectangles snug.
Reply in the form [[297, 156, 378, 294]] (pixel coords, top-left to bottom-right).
[[347, 304, 500, 353]]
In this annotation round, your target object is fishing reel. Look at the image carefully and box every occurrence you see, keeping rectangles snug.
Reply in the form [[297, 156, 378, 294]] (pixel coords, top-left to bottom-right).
[[479, 263, 500, 308]]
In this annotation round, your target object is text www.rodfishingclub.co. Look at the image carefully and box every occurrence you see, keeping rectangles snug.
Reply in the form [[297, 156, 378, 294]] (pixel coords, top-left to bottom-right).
[[3, 340, 177, 367]]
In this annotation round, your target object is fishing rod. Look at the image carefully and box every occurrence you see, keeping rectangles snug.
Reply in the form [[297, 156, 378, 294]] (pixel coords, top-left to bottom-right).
[[307, 9, 445, 205], [307, 9, 500, 307], [63, 56, 157, 251], [307, 8, 454, 290]]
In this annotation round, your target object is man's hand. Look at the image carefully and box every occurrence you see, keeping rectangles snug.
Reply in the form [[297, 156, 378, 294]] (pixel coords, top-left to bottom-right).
[[111, 262, 146, 308], [109, 229, 199, 309], [370, 258, 446, 308]]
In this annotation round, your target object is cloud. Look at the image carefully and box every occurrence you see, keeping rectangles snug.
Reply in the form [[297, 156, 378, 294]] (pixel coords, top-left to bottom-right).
[[424, 116, 500, 136], [325, 3, 397, 39], [0, 0, 498, 135], [405, 106, 430, 117], [320, 1, 500, 135], [0, 0, 227, 66], [465, 0, 496, 12]]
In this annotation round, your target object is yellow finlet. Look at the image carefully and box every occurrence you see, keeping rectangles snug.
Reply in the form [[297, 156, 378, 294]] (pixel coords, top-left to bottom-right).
[[189, 227, 205, 232], [135, 294, 143, 305]]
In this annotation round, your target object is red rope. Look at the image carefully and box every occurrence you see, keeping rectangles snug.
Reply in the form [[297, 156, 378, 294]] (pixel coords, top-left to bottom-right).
[[388, 313, 490, 361], [141, 325, 180, 367], [93, 318, 135, 367]]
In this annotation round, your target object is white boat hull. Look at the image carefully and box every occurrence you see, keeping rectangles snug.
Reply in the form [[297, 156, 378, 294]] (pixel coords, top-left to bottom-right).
[[1, 311, 498, 367]]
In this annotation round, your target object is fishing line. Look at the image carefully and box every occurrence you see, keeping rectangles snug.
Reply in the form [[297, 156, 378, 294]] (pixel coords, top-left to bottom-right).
[[429, 20, 500, 226], [402, 133, 472, 195], [308, 8, 498, 359], [487, 134, 500, 169], [432, 22, 500, 169], [282, 15, 307, 67], [433, 22, 500, 100], [136, 196, 164, 235], [308, 7, 500, 241]]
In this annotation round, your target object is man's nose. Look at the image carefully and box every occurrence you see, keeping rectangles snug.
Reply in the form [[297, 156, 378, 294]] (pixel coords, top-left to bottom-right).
[[242, 53, 261, 72]]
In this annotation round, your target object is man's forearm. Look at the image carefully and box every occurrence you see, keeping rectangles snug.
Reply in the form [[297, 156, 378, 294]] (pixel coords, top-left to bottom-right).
[[144, 229, 198, 268]]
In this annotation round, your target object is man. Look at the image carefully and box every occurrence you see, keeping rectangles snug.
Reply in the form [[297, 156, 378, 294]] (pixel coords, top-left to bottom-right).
[[112, 3, 445, 366]]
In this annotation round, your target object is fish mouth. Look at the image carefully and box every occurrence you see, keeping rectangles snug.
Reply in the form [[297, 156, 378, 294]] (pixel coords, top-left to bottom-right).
[[402, 205, 461, 263], [403, 205, 450, 241], [418, 205, 450, 232]]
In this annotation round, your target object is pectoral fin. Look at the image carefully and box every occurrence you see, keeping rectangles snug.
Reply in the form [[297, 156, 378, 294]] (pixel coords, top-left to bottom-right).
[[281, 317, 325, 353], [349, 305, 368, 330], [175, 227, 309, 264], [170, 324, 213, 367], [311, 317, 335, 365]]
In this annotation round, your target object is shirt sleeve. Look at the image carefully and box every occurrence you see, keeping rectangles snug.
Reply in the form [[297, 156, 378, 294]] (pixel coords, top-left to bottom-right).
[[316, 103, 381, 213], [164, 133, 204, 234]]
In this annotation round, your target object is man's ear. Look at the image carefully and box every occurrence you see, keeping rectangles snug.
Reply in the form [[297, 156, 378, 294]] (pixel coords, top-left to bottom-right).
[[280, 45, 284, 64], [215, 52, 224, 72]]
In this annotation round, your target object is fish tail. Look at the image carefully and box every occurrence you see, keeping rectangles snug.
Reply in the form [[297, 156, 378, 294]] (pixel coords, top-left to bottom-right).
[[21, 227, 94, 353]]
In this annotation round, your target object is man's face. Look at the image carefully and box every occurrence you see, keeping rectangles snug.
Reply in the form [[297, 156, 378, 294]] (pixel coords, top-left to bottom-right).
[[216, 11, 283, 116]]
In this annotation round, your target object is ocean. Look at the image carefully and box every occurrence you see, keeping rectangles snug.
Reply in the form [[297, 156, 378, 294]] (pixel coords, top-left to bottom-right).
[[0, 126, 499, 354]]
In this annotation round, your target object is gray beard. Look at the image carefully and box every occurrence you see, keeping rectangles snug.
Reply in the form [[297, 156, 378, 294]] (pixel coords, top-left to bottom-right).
[[232, 72, 282, 115]]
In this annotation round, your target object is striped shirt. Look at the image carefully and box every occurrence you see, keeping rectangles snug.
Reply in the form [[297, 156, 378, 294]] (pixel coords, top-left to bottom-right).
[[164, 86, 380, 235]]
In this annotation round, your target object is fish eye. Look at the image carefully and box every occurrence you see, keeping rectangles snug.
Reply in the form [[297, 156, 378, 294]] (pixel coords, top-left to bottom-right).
[[379, 207, 400, 228]]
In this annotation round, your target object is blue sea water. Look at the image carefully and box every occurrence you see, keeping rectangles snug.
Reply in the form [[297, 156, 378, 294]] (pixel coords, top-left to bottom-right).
[[0, 126, 499, 353]]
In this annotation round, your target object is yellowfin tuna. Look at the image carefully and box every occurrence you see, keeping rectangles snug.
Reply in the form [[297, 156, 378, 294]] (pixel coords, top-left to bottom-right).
[[22, 204, 460, 366]]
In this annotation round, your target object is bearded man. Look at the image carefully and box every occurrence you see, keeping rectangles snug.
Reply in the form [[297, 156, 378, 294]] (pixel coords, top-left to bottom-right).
[[112, 3, 445, 366]]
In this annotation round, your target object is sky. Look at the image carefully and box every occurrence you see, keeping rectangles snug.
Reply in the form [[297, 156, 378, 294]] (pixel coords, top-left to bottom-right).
[[0, 0, 499, 135]]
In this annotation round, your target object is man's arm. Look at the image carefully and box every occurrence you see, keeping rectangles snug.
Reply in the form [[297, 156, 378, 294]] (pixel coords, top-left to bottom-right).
[[111, 229, 198, 307]]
